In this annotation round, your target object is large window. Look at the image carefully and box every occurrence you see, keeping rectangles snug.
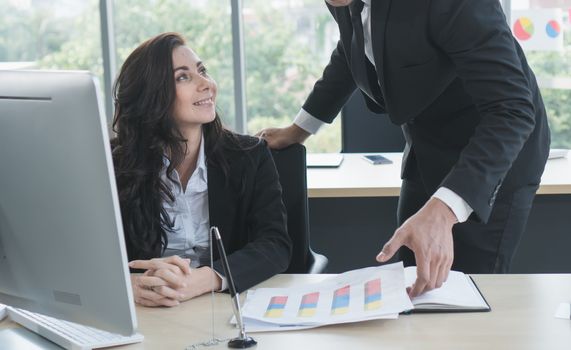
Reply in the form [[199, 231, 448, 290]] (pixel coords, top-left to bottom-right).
[[0, 0, 102, 85], [509, 0, 571, 147], [243, 0, 341, 152], [4, 1, 566, 152], [2, 0, 337, 151]]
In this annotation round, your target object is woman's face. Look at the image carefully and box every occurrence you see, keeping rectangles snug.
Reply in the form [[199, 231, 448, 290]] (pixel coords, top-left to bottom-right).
[[171, 45, 217, 128]]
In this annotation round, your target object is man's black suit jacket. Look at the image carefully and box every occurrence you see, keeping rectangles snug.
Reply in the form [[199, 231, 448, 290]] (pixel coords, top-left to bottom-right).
[[303, 0, 550, 222]]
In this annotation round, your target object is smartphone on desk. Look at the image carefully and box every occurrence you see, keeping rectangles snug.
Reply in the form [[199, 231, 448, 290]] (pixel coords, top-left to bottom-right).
[[362, 154, 393, 165]]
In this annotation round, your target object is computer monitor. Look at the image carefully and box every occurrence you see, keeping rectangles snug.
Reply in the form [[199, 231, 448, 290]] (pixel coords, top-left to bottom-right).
[[0, 70, 137, 336]]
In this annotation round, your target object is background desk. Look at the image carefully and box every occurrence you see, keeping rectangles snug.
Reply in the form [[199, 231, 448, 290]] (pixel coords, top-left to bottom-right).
[[3, 274, 570, 349], [306, 153, 571, 273]]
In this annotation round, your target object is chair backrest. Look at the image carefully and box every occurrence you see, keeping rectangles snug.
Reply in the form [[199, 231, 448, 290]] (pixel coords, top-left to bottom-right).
[[341, 91, 406, 152], [271, 144, 313, 273]]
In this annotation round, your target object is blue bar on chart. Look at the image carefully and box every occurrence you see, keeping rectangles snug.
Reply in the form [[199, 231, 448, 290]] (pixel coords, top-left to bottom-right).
[[331, 285, 350, 315], [364, 278, 382, 311], [264, 296, 288, 318], [298, 292, 320, 317]]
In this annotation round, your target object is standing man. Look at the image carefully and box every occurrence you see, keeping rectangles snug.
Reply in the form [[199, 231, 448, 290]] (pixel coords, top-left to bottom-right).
[[259, 0, 550, 296]]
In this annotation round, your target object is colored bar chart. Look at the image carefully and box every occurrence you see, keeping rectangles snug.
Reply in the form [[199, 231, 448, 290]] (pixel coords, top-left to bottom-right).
[[331, 285, 350, 315], [263, 279, 383, 319], [364, 279, 382, 311], [264, 296, 288, 318], [298, 292, 320, 317]]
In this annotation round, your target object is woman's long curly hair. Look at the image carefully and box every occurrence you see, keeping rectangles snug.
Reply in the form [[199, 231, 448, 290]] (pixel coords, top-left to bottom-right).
[[111, 32, 238, 260]]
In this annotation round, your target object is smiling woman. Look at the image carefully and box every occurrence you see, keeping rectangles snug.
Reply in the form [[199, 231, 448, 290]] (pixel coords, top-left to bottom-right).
[[171, 45, 218, 129], [110, 32, 292, 308]]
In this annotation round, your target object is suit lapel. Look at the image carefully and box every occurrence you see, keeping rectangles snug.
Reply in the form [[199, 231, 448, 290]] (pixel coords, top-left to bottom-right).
[[206, 163, 231, 259], [370, 0, 392, 102]]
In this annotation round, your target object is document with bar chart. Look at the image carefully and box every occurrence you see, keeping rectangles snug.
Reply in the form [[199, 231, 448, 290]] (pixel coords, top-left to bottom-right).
[[239, 262, 413, 331]]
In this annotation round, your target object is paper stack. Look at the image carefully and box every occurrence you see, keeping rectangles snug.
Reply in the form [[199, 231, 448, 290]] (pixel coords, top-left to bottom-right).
[[239, 262, 413, 332]]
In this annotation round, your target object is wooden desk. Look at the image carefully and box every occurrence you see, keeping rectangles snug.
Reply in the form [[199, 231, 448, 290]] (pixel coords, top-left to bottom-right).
[[307, 153, 571, 198], [3, 274, 569, 349]]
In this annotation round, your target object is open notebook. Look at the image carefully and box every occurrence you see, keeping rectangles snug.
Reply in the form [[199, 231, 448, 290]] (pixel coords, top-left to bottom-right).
[[405, 267, 490, 313], [548, 148, 569, 159], [306, 153, 344, 168]]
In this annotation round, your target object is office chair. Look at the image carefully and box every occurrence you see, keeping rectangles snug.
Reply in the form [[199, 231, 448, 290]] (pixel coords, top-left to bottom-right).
[[271, 143, 328, 273], [341, 91, 406, 152]]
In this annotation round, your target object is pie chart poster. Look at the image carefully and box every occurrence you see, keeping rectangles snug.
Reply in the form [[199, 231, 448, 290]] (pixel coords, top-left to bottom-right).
[[511, 9, 564, 51]]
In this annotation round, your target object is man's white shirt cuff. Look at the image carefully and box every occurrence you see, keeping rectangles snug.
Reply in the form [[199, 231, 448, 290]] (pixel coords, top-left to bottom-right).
[[294, 108, 325, 135], [214, 270, 228, 291], [432, 187, 473, 223]]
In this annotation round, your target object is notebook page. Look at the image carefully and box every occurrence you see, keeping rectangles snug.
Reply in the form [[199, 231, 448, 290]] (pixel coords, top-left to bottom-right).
[[404, 267, 488, 309]]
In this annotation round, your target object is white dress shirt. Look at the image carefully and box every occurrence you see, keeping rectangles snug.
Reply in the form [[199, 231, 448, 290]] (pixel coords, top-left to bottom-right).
[[294, 0, 473, 223], [161, 135, 228, 290], [361, 0, 375, 67]]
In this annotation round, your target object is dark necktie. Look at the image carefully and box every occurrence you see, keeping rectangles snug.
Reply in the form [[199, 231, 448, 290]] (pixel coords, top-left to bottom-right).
[[350, 1, 365, 56], [350, 1, 380, 102]]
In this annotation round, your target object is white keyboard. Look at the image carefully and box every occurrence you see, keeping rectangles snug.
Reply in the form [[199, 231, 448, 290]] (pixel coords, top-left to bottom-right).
[[8, 307, 143, 350], [0, 304, 6, 321]]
